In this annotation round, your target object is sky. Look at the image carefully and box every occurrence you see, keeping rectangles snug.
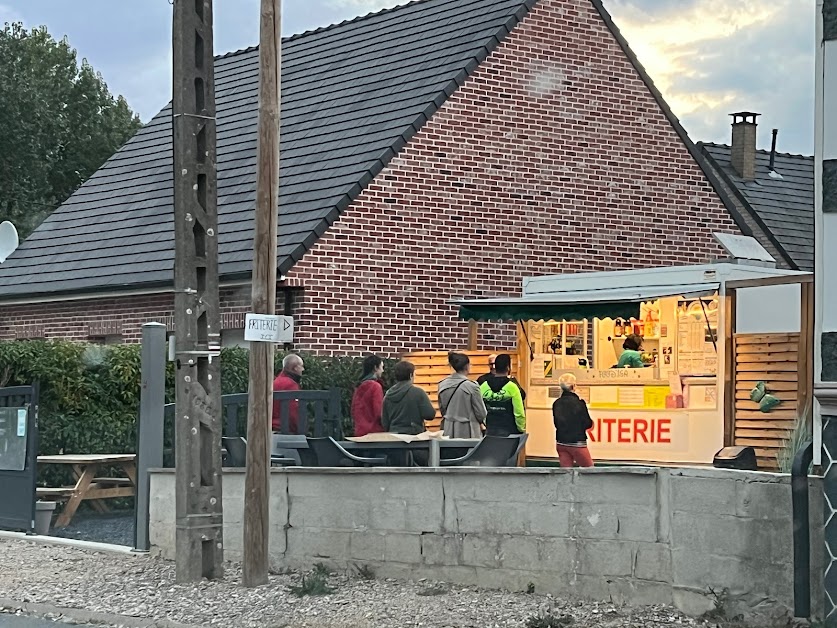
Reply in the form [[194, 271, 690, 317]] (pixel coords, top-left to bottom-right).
[[0, 0, 816, 155]]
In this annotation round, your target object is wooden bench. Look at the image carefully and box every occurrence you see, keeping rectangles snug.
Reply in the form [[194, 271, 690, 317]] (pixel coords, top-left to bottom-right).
[[36, 487, 74, 500]]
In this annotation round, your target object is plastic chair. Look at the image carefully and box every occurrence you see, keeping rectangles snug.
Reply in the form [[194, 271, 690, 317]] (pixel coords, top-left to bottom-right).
[[439, 435, 520, 467], [306, 437, 387, 467], [222, 436, 295, 467], [507, 433, 529, 466]]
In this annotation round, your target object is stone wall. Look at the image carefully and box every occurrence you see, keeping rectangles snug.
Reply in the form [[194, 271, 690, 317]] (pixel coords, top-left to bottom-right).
[[149, 467, 823, 622]]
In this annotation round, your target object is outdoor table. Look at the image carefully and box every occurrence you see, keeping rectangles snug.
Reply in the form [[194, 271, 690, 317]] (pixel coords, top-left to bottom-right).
[[37, 454, 137, 528], [342, 434, 481, 467]]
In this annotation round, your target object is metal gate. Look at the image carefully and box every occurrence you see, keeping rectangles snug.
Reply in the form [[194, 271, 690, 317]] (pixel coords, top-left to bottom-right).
[[0, 384, 39, 532]]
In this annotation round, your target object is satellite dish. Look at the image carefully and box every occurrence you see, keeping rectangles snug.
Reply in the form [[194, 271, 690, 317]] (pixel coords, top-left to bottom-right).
[[0, 221, 20, 263]]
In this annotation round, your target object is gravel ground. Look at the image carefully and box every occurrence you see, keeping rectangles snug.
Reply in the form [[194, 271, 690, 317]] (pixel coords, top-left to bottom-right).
[[0, 538, 742, 628], [48, 511, 134, 547]]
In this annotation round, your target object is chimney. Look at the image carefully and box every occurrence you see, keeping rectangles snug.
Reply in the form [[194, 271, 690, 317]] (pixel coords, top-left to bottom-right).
[[730, 112, 760, 181]]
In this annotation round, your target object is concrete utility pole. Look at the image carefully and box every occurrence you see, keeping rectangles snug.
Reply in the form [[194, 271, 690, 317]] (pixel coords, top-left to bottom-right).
[[172, 0, 224, 582], [242, 0, 282, 587]]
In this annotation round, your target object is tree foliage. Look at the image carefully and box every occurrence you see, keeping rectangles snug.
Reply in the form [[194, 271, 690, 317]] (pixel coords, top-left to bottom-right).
[[0, 22, 142, 238]]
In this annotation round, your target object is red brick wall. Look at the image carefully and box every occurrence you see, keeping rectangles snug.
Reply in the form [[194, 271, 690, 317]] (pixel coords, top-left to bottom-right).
[[283, 0, 740, 357]]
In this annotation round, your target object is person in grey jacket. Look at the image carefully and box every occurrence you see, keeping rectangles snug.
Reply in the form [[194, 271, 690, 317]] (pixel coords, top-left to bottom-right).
[[438, 352, 486, 438]]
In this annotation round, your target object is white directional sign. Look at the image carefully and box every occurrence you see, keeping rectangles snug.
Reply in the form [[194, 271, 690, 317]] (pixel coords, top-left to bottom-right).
[[244, 314, 294, 343]]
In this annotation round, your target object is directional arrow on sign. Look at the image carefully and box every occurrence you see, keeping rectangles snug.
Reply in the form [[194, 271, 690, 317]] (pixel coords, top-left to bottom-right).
[[283, 319, 291, 331]]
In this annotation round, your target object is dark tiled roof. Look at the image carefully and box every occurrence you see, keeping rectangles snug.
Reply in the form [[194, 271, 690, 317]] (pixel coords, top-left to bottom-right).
[[0, 0, 537, 299], [700, 144, 814, 271]]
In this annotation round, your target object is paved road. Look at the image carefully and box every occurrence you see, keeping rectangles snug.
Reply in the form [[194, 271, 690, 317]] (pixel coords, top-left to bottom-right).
[[0, 615, 95, 627]]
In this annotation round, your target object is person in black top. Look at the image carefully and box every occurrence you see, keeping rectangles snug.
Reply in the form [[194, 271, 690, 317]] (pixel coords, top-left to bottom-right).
[[477, 353, 526, 401], [552, 373, 594, 468]]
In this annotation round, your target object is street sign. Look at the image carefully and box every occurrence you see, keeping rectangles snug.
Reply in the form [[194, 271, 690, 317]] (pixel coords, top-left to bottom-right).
[[244, 313, 293, 343]]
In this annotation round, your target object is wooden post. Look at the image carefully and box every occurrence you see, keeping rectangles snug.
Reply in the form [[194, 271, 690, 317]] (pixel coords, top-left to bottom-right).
[[467, 320, 478, 351], [242, 0, 281, 588], [172, 0, 224, 583], [723, 289, 737, 447]]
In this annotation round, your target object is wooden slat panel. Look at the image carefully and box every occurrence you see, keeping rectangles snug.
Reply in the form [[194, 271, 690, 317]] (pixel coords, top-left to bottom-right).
[[734, 391, 797, 401], [735, 333, 798, 345], [735, 399, 798, 411], [736, 363, 800, 372], [735, 419, 798, 430], [735, 429, 792, 439], [736, 379, 798, 390], [735, 353, 798, 364], [735, 342, 799, 354], [735, 409, 799, 420]]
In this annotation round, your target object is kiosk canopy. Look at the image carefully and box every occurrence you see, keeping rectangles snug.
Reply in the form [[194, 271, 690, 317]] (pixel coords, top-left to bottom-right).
[[456, 283, 719, 322]]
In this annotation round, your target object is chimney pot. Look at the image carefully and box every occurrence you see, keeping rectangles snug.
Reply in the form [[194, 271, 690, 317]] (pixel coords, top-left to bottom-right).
[[730, 111, 760, 181]]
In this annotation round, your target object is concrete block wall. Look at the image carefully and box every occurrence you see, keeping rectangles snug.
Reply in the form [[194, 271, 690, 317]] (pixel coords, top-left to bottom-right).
[[149, 467, 823, 622]]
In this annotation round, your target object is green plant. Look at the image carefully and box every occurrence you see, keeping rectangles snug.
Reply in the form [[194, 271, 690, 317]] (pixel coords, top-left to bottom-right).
[[524, 612, 574, 627], [288, 572, 335, 597], [526, 581, 536, 594], [312, 562, 331, 578], [778, 403, 813, 474]]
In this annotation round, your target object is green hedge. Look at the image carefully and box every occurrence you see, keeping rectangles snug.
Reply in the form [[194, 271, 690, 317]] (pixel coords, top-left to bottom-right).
[[0, 340, 394, 466]]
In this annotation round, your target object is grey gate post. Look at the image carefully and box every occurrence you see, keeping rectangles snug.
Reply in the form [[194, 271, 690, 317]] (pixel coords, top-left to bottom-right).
[[134, 323, 167, 552]]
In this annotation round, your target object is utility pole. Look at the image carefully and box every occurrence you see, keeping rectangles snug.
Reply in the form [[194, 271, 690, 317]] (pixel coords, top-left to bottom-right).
[[172, 0, 224, 582], [242, 0, 282, 587]]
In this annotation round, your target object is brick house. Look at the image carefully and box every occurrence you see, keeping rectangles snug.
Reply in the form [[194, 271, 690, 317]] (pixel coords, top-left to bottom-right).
[[0, 0, 759, 356]]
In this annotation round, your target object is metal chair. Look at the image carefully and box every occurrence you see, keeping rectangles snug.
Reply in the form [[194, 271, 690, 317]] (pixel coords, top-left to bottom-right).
[[439, 435, 520, 467], [273, 434, 318, 466], [306, 437, 387, 467], [507, 433, 529, 466], [222, 436, 295, 467]]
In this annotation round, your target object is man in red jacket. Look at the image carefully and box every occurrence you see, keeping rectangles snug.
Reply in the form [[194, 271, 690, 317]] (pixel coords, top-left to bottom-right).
[[272, 354, 304, 433], [351, 354, 384, 436]]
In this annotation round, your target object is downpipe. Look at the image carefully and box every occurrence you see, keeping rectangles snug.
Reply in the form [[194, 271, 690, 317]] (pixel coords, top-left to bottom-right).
[[792, 440, 814, 619]]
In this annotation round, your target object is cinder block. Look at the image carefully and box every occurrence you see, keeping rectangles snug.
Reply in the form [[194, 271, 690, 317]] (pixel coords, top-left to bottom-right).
[[462, 534, 502, 568], [500, 536, 574, 571], [384, 532, 422, 563], [349, 531, 387, 562], [420, 533, 464, 567], [576, 539, 635, 577], [285, 526, 351, 561], [288, 496, 369, 529], [735, 480, 791, 520], [572, 503, 657, 542], [570, 575, 672, 607], [669, 475, 737, 516], [633, 542, 671, 582], [572, 472, 657, 506]]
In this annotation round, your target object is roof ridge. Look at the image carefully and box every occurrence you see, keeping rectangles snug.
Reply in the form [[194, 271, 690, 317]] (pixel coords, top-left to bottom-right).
[[215, 0, 432, 60], [700, 142, 813, 160]]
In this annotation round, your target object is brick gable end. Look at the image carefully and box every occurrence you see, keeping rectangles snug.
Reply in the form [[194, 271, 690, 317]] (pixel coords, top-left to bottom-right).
[[284, 0, 740, 357]]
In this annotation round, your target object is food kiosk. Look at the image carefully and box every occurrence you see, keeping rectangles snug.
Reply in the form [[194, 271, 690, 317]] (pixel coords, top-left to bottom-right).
[[456, 258, 810, 465]]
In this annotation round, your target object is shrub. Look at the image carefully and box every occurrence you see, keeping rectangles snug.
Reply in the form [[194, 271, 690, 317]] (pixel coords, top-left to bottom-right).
[[0, 340, 396, 484]]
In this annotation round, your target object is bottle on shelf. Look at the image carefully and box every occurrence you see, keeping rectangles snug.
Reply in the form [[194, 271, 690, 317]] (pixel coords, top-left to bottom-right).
[[614, 318, 623, 337], [644, 311, 654, 338]]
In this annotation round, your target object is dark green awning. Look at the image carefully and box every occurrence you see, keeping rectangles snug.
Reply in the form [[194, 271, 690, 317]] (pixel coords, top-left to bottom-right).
[[455, 283, 719, 322]]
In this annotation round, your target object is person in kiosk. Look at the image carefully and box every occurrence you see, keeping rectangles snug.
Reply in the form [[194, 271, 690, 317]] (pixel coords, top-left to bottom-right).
[[552, 373, 594, 468], [616, 334, 645, 368], [479, 354, 526, 436]]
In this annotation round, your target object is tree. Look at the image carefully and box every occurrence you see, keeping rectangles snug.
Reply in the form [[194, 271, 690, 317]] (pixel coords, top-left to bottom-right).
[[0, 22, 142, 239]]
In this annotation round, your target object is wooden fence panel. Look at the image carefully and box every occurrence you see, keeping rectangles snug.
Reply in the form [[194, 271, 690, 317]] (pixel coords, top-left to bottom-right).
[[733, 333, 800, 471]]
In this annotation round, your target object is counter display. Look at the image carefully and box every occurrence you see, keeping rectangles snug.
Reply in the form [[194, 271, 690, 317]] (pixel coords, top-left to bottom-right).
[[521, 295, 723, 463]]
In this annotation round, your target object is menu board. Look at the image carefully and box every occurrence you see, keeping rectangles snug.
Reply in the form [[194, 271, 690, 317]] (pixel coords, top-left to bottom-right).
[[677, 302, 718, 376], [0, 407, 29, 472]]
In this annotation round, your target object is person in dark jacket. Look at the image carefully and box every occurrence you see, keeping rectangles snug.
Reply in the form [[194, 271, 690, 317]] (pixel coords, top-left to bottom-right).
[[479, 354, 525, 436], [272, 354, 304, 433], [382, 360, 436, 435], [552, 373, 594, 468], [352, 354, 385, 437]]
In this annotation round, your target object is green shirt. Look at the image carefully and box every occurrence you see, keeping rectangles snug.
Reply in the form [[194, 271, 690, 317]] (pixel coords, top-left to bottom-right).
[[617, 349, 644, 368]]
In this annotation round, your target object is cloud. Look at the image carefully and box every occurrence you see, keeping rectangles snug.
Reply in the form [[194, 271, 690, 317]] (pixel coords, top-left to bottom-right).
[[605, 0, 815, 154]]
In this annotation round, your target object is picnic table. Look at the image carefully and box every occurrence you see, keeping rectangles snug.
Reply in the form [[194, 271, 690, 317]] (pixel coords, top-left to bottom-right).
[[37, 454, 137, 528]]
